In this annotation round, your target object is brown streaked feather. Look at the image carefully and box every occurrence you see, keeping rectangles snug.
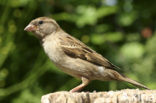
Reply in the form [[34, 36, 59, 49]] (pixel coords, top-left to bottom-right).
[[60, 34, 120, 71]]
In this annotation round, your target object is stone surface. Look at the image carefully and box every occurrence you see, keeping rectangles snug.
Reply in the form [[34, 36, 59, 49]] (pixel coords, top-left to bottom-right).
[[41, 89, 156, 103]]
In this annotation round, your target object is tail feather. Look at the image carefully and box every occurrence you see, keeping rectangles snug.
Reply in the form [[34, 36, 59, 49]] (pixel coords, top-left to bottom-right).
[[108, 69, 150, 90], [121, 77, 150, 90]]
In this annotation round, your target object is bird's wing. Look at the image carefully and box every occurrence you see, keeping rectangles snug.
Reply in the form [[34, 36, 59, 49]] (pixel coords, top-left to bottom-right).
[[60, 34, 120, 71]]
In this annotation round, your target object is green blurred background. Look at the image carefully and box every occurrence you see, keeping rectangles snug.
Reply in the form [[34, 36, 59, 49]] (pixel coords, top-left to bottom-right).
[[0, 0, 156, 102]]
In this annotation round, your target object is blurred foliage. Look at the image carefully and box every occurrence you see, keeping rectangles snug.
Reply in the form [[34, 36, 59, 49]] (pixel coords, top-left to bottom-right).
[[0, 0, 156, 102]]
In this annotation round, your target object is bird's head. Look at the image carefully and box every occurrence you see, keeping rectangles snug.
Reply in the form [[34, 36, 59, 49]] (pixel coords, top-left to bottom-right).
[[24, 17, 60, 39]]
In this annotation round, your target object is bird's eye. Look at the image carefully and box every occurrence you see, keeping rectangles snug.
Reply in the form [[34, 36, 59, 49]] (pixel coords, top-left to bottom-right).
[[39, 21, 43, 24]]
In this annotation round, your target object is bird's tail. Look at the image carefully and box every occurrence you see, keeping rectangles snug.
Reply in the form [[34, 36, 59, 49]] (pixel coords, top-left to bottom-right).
[[107, 69, 150, 90], [121, 76, 150, 90]]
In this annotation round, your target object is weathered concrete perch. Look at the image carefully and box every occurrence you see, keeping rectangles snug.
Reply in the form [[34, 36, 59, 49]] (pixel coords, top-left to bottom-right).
[[41, 89, 156, 103]]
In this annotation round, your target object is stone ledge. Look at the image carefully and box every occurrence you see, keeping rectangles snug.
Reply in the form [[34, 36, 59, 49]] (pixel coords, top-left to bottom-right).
[[41, 89, 156, 103]]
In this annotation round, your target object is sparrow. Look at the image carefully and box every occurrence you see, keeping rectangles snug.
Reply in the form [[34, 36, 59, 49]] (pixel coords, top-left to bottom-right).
[[24, 17, 149, 92]]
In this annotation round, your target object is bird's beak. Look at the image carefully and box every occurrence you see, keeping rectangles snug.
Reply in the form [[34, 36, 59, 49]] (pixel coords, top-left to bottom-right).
[[24, 24, 37, 32]]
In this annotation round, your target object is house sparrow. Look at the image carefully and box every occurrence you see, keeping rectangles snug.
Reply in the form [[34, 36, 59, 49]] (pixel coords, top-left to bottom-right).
[[24, 17, 149, 92]]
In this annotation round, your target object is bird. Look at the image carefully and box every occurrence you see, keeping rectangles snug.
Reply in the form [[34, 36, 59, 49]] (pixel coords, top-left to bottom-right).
[[24, 17, 149, 92]]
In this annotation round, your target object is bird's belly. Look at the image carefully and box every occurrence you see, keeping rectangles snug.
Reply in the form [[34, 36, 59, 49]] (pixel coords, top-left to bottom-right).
[[55, 57, 105, 80], [55, 65, 81, 78], [57, 59, 92, 79]]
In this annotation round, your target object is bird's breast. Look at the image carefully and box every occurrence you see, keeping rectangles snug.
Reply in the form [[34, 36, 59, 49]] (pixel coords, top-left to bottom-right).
[[42, 40, 63, 63]]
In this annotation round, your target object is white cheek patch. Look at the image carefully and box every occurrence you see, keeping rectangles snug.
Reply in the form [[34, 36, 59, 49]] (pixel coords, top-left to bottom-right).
[[98, 66, 105, 73]]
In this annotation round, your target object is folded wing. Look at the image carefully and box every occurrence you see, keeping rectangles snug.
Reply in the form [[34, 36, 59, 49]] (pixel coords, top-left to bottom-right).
[[60, 34, 120, 71]]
